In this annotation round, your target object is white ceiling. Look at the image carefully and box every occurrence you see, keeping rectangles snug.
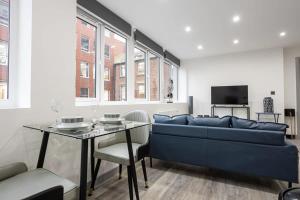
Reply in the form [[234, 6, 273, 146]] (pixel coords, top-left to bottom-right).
[[98, 0, 300, 60]]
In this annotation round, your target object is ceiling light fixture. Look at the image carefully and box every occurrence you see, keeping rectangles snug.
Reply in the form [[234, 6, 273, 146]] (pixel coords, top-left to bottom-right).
[[232, 15, 240, 23], [185, 26, 191, 32], [233, 39, 239, 44], [197, 45, 204, 50], [279, 32, 286, 37]]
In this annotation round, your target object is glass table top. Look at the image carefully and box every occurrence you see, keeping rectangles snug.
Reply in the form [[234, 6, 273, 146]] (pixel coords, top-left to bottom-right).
[[23, 121, 150, 140]]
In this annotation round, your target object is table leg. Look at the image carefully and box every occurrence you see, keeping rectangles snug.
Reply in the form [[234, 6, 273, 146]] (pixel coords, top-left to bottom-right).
[[90, 138, 95, 181], [257, 114, 260, 121], [125, 129, 140, 200], [80, 139, 89, 200], [37, 131, 50, 168]]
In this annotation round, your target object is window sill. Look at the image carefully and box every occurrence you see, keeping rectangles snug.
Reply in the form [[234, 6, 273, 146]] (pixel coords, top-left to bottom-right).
[[75, 100, 186, 107]]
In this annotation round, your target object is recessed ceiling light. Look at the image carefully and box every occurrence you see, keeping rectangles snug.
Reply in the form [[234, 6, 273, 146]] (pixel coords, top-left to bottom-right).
[[197, 45, 204, 50], [233, 39, 239, 44], [232, 15, 240, 23], [279, 32, 286, 37], [185, 26, 191, 32]]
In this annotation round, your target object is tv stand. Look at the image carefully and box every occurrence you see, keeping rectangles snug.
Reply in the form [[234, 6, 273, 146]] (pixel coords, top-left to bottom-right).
[[211, 105, 250, 119]]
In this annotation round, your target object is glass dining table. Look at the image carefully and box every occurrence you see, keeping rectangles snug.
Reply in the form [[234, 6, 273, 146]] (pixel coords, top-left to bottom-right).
[[23, 121, 150, 200]]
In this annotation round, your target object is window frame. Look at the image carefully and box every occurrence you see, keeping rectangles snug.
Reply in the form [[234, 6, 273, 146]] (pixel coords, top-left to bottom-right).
[[75, 15, 100, 104], [76, 8, 179, 106]]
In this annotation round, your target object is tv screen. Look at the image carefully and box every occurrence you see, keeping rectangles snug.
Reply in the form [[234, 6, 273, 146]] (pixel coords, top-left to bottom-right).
[[211, 85, 248, 105]]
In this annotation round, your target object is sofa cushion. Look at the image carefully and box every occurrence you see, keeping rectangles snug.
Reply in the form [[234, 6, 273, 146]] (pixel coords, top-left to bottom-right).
[[206, 126, 285, 146], [187, 116, 231, 128], [152, 123, 207, 138], [0, 168, 78, 200], [153, 114, 188, 125], [231, 117, 288, 132]]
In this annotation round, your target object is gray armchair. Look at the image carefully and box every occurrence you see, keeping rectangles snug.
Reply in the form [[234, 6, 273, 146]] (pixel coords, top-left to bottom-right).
[[0, 162, 78, 200], [89, 110, 150, 196]]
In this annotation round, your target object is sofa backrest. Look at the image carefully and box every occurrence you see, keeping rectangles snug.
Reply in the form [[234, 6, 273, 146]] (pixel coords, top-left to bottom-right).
[[152, 123, 286, 146]]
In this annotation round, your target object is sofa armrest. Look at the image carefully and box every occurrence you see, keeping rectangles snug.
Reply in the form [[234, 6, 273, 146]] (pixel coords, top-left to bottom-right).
[[0, 162, 28, 182], [23, 186, 64, 200]]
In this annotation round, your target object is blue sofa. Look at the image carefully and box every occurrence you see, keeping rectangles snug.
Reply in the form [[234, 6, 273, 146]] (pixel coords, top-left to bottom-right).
[[150, 115, 299, 185]]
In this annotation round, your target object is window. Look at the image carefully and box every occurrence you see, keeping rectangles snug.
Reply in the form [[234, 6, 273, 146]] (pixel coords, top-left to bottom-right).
[[149, 53, 160, 101], [104, 28, 127, 101], [119, 64, 126, 77], [104, 67, 110, 81], [104, 45, 110, 58], [163, 62, 178, 101], [0, 0, 9, 101], [120, 85, 126, 101], [134, 47, 146, 99], [76, 18, 96, 98], [138, 84, 145, 95], [81, 36, 89, 52], [80, 88, 89, 97], [80, 62, 89, 78], [104, 90, 110, 101]]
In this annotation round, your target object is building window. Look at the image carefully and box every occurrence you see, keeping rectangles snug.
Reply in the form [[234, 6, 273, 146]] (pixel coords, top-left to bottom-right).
[[76, 18, 96, 98], [104, 90, 110, 101], [0, 0, 9, 101], [120, 64, 126, 77], [80, 62, 89, 78], [137, 62, 145, 75], [81, 36, 89, 52], [104, 28, 127, 101], [104, 67, 110, 81], [149, 52, 160, 101], [104, 45, 110, 58], [80, 88, 89, 97], [120, 85, 126, 101], [138, 84, 145, 95]]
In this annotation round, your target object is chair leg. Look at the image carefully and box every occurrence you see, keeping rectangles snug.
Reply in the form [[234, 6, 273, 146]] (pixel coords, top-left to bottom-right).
[[127, 166, 133, 200], [141, 158, 149, 188], [119, 164, 122, 180], [89, 159, 101, 196]]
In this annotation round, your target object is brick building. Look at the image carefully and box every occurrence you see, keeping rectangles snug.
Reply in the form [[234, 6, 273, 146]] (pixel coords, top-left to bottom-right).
[[0, 0, 9, 100]]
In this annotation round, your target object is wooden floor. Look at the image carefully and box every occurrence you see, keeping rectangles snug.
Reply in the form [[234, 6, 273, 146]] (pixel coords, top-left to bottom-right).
[[88, 139, 299, 200]]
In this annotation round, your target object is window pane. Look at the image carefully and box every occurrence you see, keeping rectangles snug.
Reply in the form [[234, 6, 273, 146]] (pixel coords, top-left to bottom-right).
[[104, 28, 127, 101], [163, 62, 171, 99], [76, 18, 96, 98], [134, 48, 146, 99], [149, 53, 160, 101], [0, 0, 9, 100]]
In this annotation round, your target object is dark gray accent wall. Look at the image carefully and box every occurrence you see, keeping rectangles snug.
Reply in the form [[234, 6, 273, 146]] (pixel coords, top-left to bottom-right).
[[77, 0, 132, 36], [164, 51, 181, 66], [134, 30, 164, 56]]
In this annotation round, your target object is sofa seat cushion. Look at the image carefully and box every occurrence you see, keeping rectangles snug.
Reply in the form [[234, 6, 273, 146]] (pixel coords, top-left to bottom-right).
[[207, 127, 285, 146], [231, 117, 288, 132], [152, 124, 207, 138], [0, 168, 77, 200], [94, 143, 141, 166], [153, 114, 188, 125], [187, 116, 231, 128]]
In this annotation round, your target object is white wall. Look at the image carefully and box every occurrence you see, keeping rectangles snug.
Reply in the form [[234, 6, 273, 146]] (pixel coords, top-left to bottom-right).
[[0, 0, 187, 184], [283, 46, 300, 134], [183, 48, 285, 121]]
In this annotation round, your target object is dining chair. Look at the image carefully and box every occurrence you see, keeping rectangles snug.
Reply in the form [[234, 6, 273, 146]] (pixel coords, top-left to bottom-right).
[[89, 110, 151, 197]]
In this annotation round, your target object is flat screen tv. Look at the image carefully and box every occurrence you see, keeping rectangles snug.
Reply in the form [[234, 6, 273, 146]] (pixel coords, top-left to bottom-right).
[[211, 85, 248, 105]]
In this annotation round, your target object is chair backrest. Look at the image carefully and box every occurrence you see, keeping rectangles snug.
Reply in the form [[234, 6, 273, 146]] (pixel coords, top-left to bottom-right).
[[124, 110, 150, 144], [0, 162, 28, 182]]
